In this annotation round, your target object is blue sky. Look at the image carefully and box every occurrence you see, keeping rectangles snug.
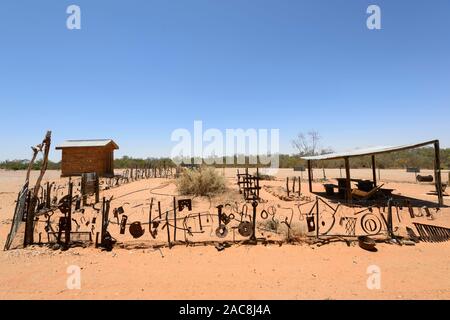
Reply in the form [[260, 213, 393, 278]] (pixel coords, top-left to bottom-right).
[[0, 0, 449, 161]]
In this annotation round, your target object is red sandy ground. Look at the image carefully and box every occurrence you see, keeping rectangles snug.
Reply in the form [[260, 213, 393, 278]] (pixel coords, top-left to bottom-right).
[[0, 169, 449, 300]]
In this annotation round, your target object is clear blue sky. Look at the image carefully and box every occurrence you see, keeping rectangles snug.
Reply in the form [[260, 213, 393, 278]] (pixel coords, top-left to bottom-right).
[[1, 0, 449, 161]]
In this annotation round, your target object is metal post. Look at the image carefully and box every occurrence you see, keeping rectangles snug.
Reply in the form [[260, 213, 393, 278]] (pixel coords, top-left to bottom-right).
[[372, 155, 377, 187], [158, 201, 162, 219], [95, 232, 100, 248], [173, 197, 177, 242], [256, 167, 260, 199], [344, 157, 352, 202], [46, 182, 51, 208], [101, 197, 105, 245], [166, 211, 171, 249], [434, 141, 443, 206], [24, 192, 35, 247], [316, 197, 319, 239], [81, 174, 87, 207], [95, 175, 100, 204], [65, 182, 73, 248], [387, 198, 394, 238], [292, 177, 296, 194], [298, 176, 301, 197], [250, 201, 258, 243], [101, 197, 110, 246], [286, 177, 290, 197], [307, 160, 313, 193], [148, 198, 154, 234]]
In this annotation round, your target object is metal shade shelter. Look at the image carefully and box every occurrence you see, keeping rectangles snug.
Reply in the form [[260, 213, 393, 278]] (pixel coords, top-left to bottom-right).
[[301, 139, 444, 206]]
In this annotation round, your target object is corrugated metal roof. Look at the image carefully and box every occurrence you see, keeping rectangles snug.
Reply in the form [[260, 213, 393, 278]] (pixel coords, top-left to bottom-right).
[[301, 140, 438, 161], [56, 139, 119, 149]]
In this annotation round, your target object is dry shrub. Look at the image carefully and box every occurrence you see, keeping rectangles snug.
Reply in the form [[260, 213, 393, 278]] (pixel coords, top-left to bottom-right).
[[176, 167, 226, 196], [259, 219, 280, 232], [284, 222, 308, 240], [258, 220, 308, 241], [256, 172, 276, 181]]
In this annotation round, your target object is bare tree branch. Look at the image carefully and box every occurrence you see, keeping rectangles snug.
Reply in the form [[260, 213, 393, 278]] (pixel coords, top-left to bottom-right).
[[292, 130, 323, 156]]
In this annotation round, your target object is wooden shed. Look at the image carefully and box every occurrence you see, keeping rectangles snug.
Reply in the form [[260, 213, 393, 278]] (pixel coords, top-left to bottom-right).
[[56, 139, 119, 177]]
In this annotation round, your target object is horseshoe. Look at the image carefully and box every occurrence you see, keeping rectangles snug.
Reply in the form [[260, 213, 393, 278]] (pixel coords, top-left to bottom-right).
[[260, 210, 269, 220]]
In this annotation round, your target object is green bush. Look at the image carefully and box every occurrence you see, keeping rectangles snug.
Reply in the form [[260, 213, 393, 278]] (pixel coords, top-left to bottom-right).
[[176, 167, 226, 196]]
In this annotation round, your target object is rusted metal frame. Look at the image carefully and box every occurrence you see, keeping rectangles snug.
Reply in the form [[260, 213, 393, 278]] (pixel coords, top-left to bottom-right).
[[318, 197, 339, 213], [245, 168, 250, 200]]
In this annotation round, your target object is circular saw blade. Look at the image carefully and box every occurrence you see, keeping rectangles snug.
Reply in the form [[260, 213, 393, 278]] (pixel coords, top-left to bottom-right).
[[238, 221, 253, 237], [215, 225, 228, 238]]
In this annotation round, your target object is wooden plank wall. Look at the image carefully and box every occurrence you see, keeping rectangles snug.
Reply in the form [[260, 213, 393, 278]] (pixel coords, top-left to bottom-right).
[[61, 147, 114, 177]]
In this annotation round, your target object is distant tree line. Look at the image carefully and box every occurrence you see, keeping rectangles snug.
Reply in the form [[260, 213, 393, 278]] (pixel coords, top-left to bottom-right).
[[113, 156, 177, 169], [0, 157, 178, 171], [0, 159, 61, 171], [1, 148, 449, 171]]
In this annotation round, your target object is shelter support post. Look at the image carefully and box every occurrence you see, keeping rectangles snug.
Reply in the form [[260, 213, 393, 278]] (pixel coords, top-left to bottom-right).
[[344, 157, 352, 202], [307, 160, 313, 193], [434, 141, 443, 206], [372, 155, 377, 187]]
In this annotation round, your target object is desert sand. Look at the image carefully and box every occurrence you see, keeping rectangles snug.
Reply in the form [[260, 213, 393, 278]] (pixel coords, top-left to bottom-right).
[[0, 168, 449, 300]]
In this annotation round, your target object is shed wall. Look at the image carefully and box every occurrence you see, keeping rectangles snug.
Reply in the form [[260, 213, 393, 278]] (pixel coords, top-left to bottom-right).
[[61, 147, 114, 177]]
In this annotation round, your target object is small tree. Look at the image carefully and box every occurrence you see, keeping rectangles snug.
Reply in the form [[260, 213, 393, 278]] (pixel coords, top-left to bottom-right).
[[292, 131, 322, 156]]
